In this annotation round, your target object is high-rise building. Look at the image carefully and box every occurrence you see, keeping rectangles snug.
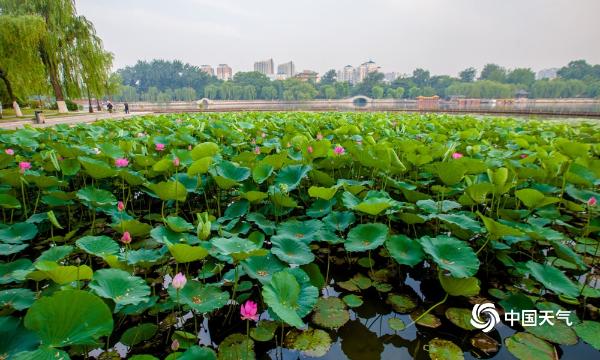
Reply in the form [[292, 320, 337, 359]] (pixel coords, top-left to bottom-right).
[[294, 70, 318, 82], [200, 65, 214, 76], [383, 72, 399, 83], [217, 64, 233, 81], [277, 61, 296, 78], [254, 59, 274, 75], [338, 65, 356, 83], [356, 60, 379, 83]]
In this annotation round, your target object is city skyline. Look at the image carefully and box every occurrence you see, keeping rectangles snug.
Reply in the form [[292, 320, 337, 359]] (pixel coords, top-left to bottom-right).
[[75, 0, 600, 77]]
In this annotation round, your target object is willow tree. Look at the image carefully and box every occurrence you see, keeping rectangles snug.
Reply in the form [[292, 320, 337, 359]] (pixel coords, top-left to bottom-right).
[[0, 0, 112, 113], [0, 15, 47, 116]]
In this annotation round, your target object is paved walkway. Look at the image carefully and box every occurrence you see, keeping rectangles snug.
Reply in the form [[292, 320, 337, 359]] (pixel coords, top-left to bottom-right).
[[0, 111, 152, 130]]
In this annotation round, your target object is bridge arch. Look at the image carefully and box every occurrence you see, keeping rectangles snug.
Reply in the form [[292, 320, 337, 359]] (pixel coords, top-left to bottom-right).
[[348, 95, 372, 107]]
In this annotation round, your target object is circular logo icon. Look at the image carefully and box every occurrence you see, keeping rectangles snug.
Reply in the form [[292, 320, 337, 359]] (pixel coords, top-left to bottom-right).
[[470, 303, 500, 333]]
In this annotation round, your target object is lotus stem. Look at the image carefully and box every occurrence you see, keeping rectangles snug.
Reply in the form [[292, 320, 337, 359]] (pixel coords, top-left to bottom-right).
[[408, 292, 448, 328]]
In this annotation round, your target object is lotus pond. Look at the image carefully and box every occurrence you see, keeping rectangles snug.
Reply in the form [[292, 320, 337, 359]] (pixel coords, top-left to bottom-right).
[[0, 112, 599, 360]]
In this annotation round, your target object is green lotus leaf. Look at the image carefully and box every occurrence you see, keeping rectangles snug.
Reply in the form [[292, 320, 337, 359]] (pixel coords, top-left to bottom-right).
[[353, 197, 394, 216], [525, 261, 579, 298], [120, 323, 157, 346], [308, 186, 338, 200], [555, 139, 590, 159], [525, 317, 577, 345], [79, 156, 116, 179], [129, 356, 159, 360], [276, 219, 323, 244], [151, 226, 199, 245], [418, 235, 480, 278], [240, 191, 268, 203], [145, 181, 187, 201], [215, 160, 250, 182], [152, 157, 175, 172], [385, 234, 424, 266], [24, 290, 113, 347], [301, 263, 325, 290], [168, 243, 209, 263], [89, 269, 150, 308], [427, 338, 464, 360], [338, 319, 384, 359], [242, 321, 273, 344], [311, 297, 350, 329], [386, 293, 417, 313], [436, 161, 466, 186], [252, 163, 273, 184], [0, 288, 36, 310], [416, 199, 462, 214], [342, 294, 363, 308], [505, 332, 557, 360], [13, 348, 71, 360], [0, 222, 38, 243], [0, 243, 29, 255], [275, 164, 311, 191], [218, 333, 254, 360], [465, 183, 494, 204], [411, 310, 442, 328], [345, 223, 388, 252], [438, 273, 480, 296], [0, 316, 39, 358], [285, 328, 332, 357], [242, 253, 286, 284], [33, 262, 93, 284], [76, 186, 117, 209], [262, 270, 313, 328], [113, 219, 153, 237], [0, 259, 33, 285], [169, 281, 229, 314], [165, 216, 194, 232], [36, 245, 73, 263], [76, 236, 120, 258], [222, 200, 250, 220], [270, 189, 298, 208], [445, 307, 476, 330], [515, 189, 559, 208], [188, 156, 213, 176], [387, 317, 406, 331], [574, 321, 600, 350], [436, 214, 483, 233], [179, 345, 217, 360], [0, 194, 20, 209], [191, 142, 219, 160], [211, 237, 266, 262], [487, 167, 511, 195]]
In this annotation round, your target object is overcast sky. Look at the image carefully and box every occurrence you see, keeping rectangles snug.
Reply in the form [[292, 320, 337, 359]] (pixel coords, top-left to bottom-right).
[[76, 0, 600, 77]]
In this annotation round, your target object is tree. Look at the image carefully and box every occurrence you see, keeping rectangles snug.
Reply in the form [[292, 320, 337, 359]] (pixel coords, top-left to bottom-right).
[[260, 85, 277, 100], [0, 15, 46, 116], [371, 86, 384, 99], [480, 64, 507, 82], [352, 72, 384, 97], [282, 79, 318, 100], [204, 84, 219, 99], [320, 69, 337, 85], [506, 68, 535, 87], [243, 85, 257, 100], [412, 68, 431, 87], [1, 0, 113, 113], [232, 72, 270, 96], [323, 85, 337, 99], [557, 60, 597, 81], [459, 67, 477, 82]]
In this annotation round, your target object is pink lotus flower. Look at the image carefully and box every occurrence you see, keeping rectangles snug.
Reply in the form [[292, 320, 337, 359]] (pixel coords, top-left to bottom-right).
[[115, 158, 129, 167], [520, 154, 528, 159], [5, 149, 14, 156], [173, 157, 180, 167], [117, 201, 125, 212], [172, 272, 187, 290], [254, 146, 261, 155], [588, 197, 597, 207], [307, 146, 314, 154], [261, 132, 266, 138], [121, 231, 132, 244], [240, 300, 258, 321], [452, 152, 463, 159], [316, 133, 323, 140], [155, 143, 165, 151], [334, 145, 345, 155], [171, 339, 180, 351], [19, 162, 31, 173]]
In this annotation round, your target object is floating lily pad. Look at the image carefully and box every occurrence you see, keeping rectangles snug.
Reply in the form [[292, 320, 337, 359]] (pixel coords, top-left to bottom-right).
[[387, 317, 406, 331], [386, 294, 417, 313], [505, 332, 557, 360], [169, 280, 229, 314], [427, 338, 464, 360], [218, 333, 254, 360], [525, 317, 577, 345], [525, 261, 579, 298], [342, 294, 363, 308], [438, 273, 480, 297], [311, 297, 350, 329], [120, 323, 157, 346], [410, 310, 442, 328], [574, 321, 600, 350], [445, 307, 476, 330], [242, 253, 286, 284], [250, 320, 278, 342], [285, 328, 332, 357]]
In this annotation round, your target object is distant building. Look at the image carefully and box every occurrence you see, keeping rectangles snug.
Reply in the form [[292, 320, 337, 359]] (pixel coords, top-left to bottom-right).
[[356, 60, 379, 83], [277, 61, 296, 78], [216, 64, 233, 81], [295, 70, 318, 82], [200, 65, 214, 76], [254, 59, 275, 75], [536, 68, 558, 80], [383, 72, 399, 83], [338, 65, 356, 84]]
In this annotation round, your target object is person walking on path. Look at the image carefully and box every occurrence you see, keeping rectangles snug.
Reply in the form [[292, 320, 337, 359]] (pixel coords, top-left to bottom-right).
[[124, 102, 129, 114], [107, 101, 113, 113]]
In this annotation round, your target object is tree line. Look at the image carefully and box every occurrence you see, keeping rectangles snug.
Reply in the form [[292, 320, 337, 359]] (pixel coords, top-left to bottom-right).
[[113, 60, 600, 103], [0, 0, 113, 115]]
